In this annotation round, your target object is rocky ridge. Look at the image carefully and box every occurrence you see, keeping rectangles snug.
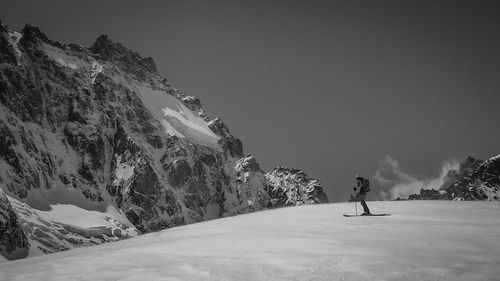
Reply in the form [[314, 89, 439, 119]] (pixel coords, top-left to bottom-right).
[[0, 20, 328, 260], [266, 166, 328, 206], [408, 155, 500, 201]]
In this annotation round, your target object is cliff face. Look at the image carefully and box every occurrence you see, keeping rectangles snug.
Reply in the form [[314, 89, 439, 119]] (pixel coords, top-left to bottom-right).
[[0, 21, 327, 260]]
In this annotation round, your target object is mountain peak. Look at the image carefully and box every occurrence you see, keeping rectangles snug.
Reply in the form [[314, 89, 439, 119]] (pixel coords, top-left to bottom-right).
[[20, 23, 49, 44], [93, 34, 112, 45], [90, 34, 157, 75]]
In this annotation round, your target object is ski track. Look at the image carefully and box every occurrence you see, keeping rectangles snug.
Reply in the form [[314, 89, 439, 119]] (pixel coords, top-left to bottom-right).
[[1, 201, 499, 281]]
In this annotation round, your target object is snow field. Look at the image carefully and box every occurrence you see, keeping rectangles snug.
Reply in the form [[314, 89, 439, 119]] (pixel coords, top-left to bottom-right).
[[1, 201, 499, 281]]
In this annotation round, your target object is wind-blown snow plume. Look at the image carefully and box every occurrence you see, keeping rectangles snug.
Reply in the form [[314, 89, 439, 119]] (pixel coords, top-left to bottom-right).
[[375, 155, 459, 200]]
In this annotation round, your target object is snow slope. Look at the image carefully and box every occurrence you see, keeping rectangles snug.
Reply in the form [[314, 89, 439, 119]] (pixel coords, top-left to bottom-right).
[[131, 83, 220, 148], [1, 201, 499, 281]]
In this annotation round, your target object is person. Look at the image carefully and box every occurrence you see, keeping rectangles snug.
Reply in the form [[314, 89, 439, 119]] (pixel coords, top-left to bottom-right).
[[354, 173, 371, 215]]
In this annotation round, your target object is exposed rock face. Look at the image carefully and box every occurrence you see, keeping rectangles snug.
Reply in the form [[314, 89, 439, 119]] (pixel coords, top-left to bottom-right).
[[234, 155, 269, 212], [208, 118, 243, 157], [265, 166, 328, 206], [0, 21, 18, 65], [439, 156, 483, 191], [444, 155, 500, 201], [0, 188, 29, 260], [408, 155, 500, 201], [0, 21, 327, 260], [90, 34, 157, 79]]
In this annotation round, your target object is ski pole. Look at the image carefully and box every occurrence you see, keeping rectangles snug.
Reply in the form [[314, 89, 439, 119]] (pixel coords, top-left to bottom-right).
[[354, 195, 358, 215], [353, 187, 358, 215]]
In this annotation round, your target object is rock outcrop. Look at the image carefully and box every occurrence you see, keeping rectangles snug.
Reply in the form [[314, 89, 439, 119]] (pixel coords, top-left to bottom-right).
[[408, 189, 444, 200], [266, 166, 328, 207]]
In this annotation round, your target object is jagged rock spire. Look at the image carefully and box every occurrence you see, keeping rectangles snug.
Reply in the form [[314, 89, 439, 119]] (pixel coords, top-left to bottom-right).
[[266, 166, 329, 206]]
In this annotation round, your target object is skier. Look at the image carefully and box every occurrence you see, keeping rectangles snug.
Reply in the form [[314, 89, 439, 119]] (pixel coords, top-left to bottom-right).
[[354, 173, 371, 215]]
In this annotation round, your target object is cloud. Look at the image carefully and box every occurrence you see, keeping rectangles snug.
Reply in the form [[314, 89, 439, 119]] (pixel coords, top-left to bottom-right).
[[374, 155, 460, 200]]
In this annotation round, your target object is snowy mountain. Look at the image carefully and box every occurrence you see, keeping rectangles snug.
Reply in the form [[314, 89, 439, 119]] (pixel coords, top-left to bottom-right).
[[1, 201, 499, 281], [408, 155, 500, 201], [0, 20, 328, 260]]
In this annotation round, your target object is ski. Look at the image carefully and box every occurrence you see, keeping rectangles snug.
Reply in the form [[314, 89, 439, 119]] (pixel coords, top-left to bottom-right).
[[343, 214, 390, 217]]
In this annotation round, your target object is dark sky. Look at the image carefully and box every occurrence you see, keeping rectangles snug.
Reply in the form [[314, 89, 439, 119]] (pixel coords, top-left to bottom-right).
[[1, 0, 499, 201]]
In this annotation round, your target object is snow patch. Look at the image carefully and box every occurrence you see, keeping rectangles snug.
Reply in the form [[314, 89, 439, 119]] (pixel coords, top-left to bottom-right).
[[132, 83, 220, 149], [55, 57, 78, 70], [489, 154, 500, 161], [113, 155, 135, 184], [112, 155, 136, 195], [42, 44, 87, 70], [36, 203, 132, 229]]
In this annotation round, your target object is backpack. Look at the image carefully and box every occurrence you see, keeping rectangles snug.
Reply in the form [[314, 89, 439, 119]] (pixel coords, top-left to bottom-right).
[[361, 178, 371, 193]]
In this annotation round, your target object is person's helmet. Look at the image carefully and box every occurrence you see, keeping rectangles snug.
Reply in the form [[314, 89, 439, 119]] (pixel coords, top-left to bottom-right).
[[355, 173, 362, 179]]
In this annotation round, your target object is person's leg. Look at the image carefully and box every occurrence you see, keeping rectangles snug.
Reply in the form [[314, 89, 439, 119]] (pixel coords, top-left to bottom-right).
[[358, 194, 370, 214]]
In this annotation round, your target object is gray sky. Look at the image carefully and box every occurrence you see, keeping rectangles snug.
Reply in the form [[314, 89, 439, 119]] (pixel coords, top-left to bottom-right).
[[1, 0, 499, 201]]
